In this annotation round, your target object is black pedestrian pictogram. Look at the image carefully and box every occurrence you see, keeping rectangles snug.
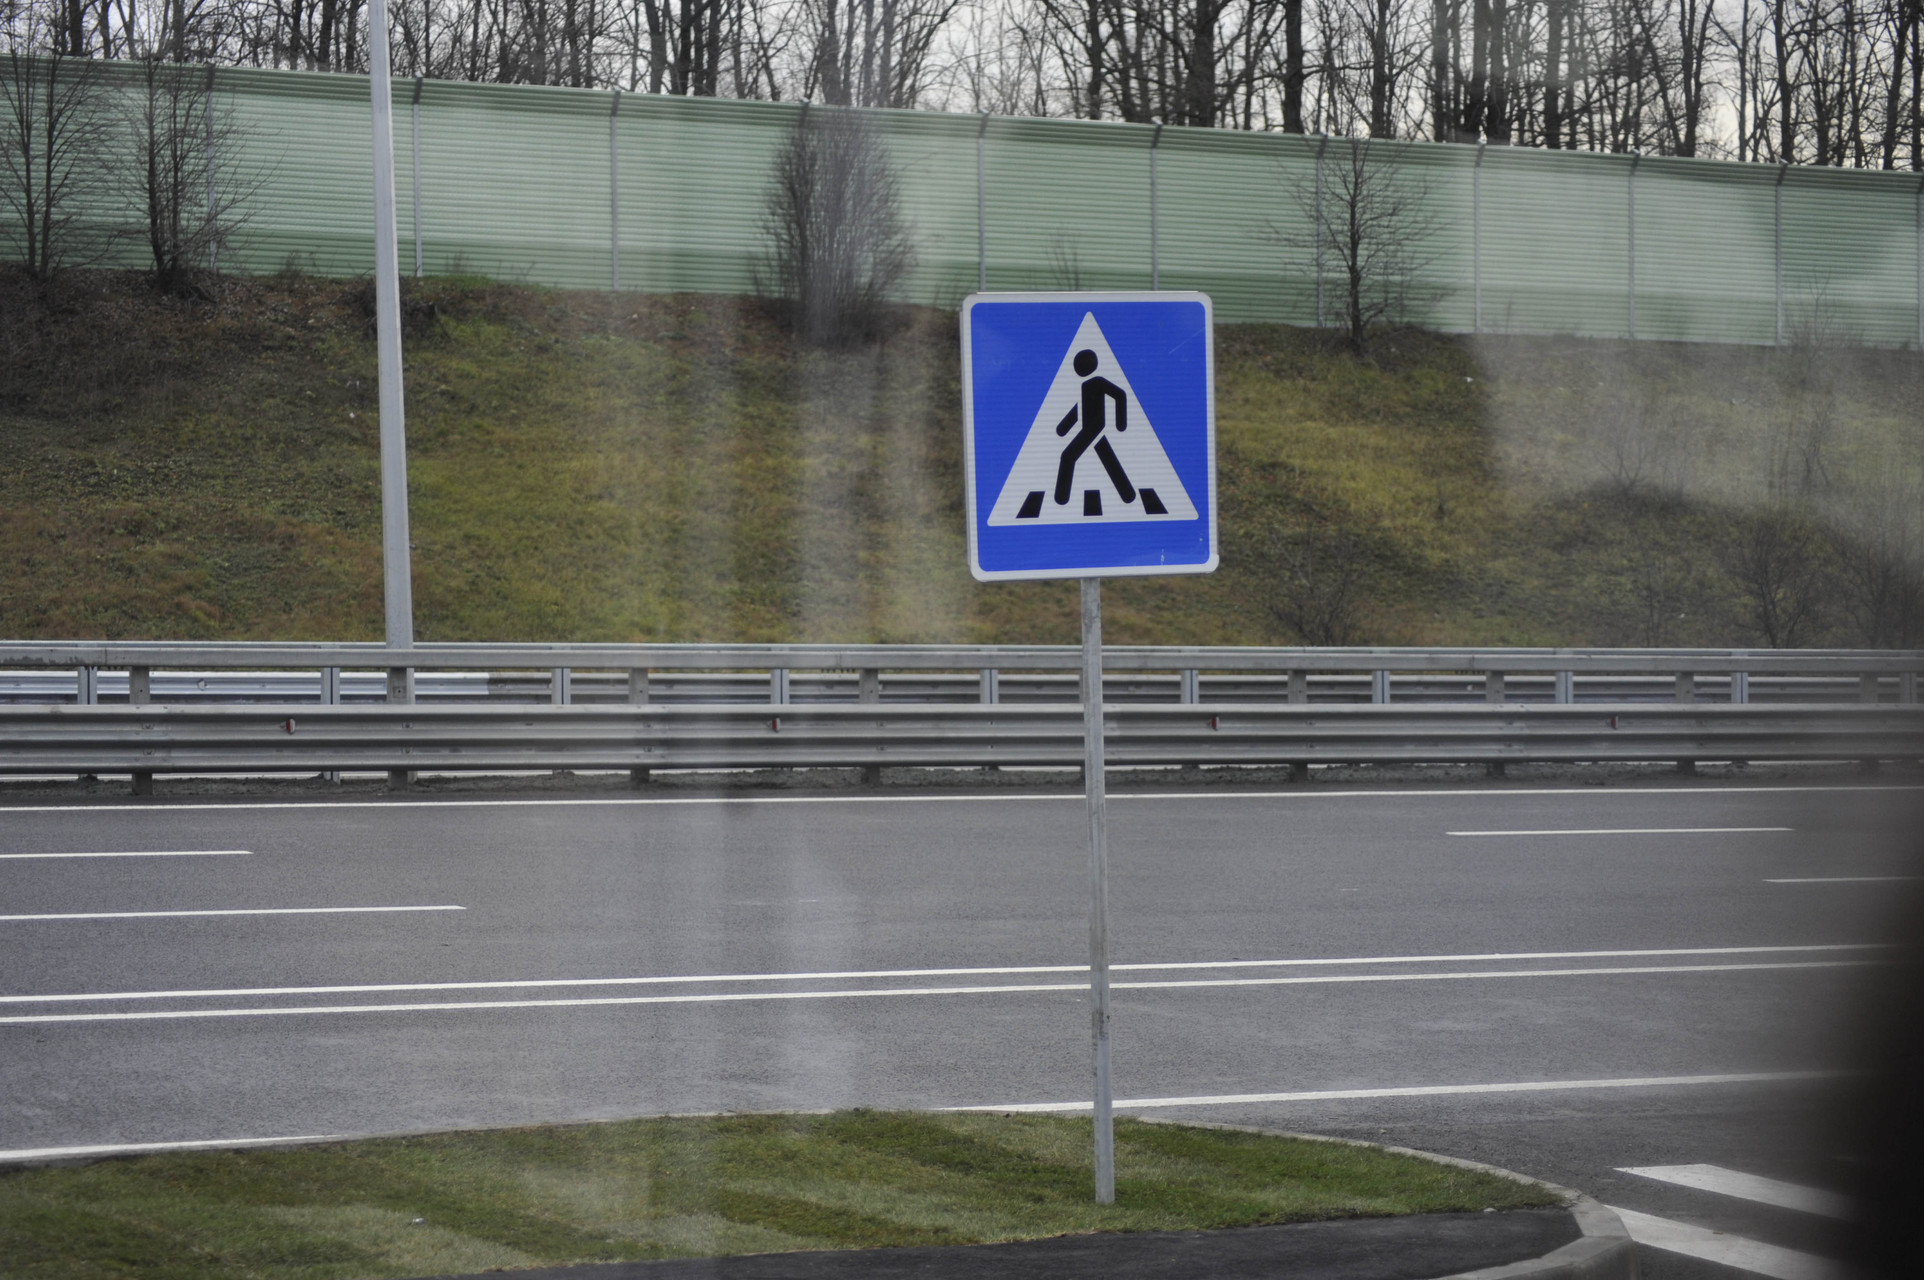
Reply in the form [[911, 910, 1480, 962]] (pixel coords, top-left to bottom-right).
[[1017, 349, 1167, 519]]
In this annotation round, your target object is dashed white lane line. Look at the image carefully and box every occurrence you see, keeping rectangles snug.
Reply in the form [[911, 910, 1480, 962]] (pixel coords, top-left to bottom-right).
[[0, 943, 1877, 1005], [1767, 876, 1923, 884], [1619, 1164, 1854, 1219], [0, 960, 1873, 1025], [953, 1071, 1844, 1113], [0, 850, 253, 860], [0, 784, 1915, 814], [1607, 1205, 1847, 1280], [1449, 827, 1792, 836], [0, 905, 464, 922]]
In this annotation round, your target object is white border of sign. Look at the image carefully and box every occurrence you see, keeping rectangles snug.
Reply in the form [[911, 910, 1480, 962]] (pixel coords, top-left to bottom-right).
[[961, 291, 1217, 582]]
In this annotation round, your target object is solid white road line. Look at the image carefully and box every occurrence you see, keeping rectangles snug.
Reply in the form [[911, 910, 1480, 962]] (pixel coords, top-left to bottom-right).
[[1607, 1205, 1847, 1280], [1767, 876, 1922, 884], [1619, 1164, 1854, 1219], [1449, 827, 1793, 836], [0, 850, 253, 860], [0, 943, 1879, 1006], [0, 905, 464, 922], [952, 1071, 1845, 1113], [0, 960, 1872, 1025], [0, 783, 1915, 814], [0, 1135, 346, 1164]]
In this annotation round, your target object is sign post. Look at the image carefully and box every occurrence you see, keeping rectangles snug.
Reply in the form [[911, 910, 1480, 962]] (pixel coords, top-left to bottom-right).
[[962, 292, 1216, 1204]]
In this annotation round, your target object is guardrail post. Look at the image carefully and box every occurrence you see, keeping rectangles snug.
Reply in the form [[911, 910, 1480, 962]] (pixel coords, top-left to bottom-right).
[[1555, 671, 1574, 704], [1288, 671, 1308, 705], [1860, 674, 1880, 703], [1484, 672, 1504, 703], [387, 666, 414, 789], [129, 666, 154, 794], [1730, 671, 1750, 704], [771, 668, 790, 704], [1675, 672, 1695, 703], [627, 668, 651, 785], [1180, 669, 1199, 704], [551, 667, 571, 705], [319, 667, 342, 784], [76, 666, 98, 705], [979, 668, 999, 704], [1903, 671, 1918, 705], [1371, 670, 1390, 704], [859, 668, 882, 784]]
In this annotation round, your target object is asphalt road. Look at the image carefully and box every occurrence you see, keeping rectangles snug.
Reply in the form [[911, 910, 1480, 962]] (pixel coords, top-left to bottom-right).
[[3, 775, 1920, 1278]]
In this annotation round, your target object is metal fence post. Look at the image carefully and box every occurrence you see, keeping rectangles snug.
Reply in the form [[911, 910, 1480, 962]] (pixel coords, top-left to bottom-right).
[[1485, 671, 1504, 703], [628, 668, 650, 786], [979, 668, 999, 704], [609, 88, 621, 291], [1371, 670, 1390, 703], [1902, 671, 1919, 704], [204, 65, 218, 273], [76, 666, 98, 705], [1775, 163, 1788, 346], [386, 664, 414, 789], [1313, 135, 1328, 328], [1731, 671, 1750, 704], [1150, 120, 1164, 290], [551, 667, 571, 705], [1473, 141, 1486, 334], [1675, 672, 1695, 703], [771, 668, 790, 704], [1289, 670, 1308, 704], [129, 667, 151, 706], [977, 112, 989, 293], [1181, 669, 1199, 704], [1556, 670, 1575, 704], [1626, 151, 1639, 340], [411, 76, 423, 278]]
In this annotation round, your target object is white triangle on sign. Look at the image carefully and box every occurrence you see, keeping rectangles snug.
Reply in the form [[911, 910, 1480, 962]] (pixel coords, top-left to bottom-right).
[[987, 312, 1198, 526]]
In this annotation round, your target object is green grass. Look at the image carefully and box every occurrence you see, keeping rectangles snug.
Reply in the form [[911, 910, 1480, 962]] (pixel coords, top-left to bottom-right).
[[3, 268, 1919, 647], [0, 1112, 1558, 1279]]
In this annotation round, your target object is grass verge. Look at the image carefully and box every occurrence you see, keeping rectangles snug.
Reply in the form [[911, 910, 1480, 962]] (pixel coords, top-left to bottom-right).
[[0, 1111, 1558, 1279]]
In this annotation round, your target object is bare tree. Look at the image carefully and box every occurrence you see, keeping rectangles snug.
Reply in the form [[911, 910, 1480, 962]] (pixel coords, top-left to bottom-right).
[[0, 20, 114, 281], [761, 104, 913, 345], [1283, 135, 1439, 353], [126, 57, 251, 291]]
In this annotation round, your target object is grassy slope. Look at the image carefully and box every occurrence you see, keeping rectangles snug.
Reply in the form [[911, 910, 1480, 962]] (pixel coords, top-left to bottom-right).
[[3, 269, 1919, 647], [0, 1112, 1557, 1279]]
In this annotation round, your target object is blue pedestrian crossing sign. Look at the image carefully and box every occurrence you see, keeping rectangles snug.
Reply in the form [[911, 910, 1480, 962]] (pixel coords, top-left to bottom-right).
[[962, 292, 1216, 582]]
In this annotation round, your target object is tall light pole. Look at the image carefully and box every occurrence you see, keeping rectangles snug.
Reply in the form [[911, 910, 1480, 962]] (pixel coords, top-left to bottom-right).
[[367, 0, 414, 653]]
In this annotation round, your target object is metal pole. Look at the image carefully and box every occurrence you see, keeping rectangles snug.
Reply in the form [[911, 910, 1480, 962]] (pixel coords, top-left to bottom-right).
[[204, 66, 217, 273], [1775, 163, 1788, 346], [610, 88, 621, 291], [977, 112, 989, 292], [1627, 151, 1638, 340], [1150, 121, 1164, 290], [411, 77, 423, 278], [1081, 577, 1114, 1205], [367, 0, 415, 650], [1314, 135, 1328, 327], [1473, 141, 1485, 334], [1915, 174, 1922, 351]]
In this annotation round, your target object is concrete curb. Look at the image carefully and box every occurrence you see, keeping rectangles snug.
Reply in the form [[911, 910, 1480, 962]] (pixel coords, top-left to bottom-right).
[[1133, 1119, 1636, 1280]]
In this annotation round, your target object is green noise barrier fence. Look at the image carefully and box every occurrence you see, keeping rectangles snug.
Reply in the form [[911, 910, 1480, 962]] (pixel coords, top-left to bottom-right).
[[12, 61, 1924, 345]]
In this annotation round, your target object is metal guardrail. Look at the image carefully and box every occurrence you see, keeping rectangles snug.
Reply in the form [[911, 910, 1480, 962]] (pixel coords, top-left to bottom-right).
[[3, 703, 1918, 775], [1, 643, 1917, 786]]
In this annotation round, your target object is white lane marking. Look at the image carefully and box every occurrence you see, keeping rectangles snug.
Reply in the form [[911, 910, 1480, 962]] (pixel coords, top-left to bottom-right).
[[0, 905, 464, 922], [1768, 876, 1923, 884], [1607, 1205, 1848, 1280], [0, 850, 253, 860], [0, 1135, 346, 1164], [952, 1071, 1845, 1113], [0, 943, 1880, 1006], [1449, 827, 1793, 836], [1619, 1164, 1854, 1219], [0, 784, 1915, 814], [0, 961, 1872, 1025]]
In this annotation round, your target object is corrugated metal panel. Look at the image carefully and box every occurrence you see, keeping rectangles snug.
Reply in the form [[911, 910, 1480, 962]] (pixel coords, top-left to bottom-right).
[[17, 60, 1924, 346]]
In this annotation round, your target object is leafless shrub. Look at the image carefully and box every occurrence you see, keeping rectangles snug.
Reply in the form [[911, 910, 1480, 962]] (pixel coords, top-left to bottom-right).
[[761, 105, 913, 348], [126, 58, 255, 295], [1268, 523, 1371, 646], [0, 34, 115, 283], [1722, 504, 1829, 648]]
